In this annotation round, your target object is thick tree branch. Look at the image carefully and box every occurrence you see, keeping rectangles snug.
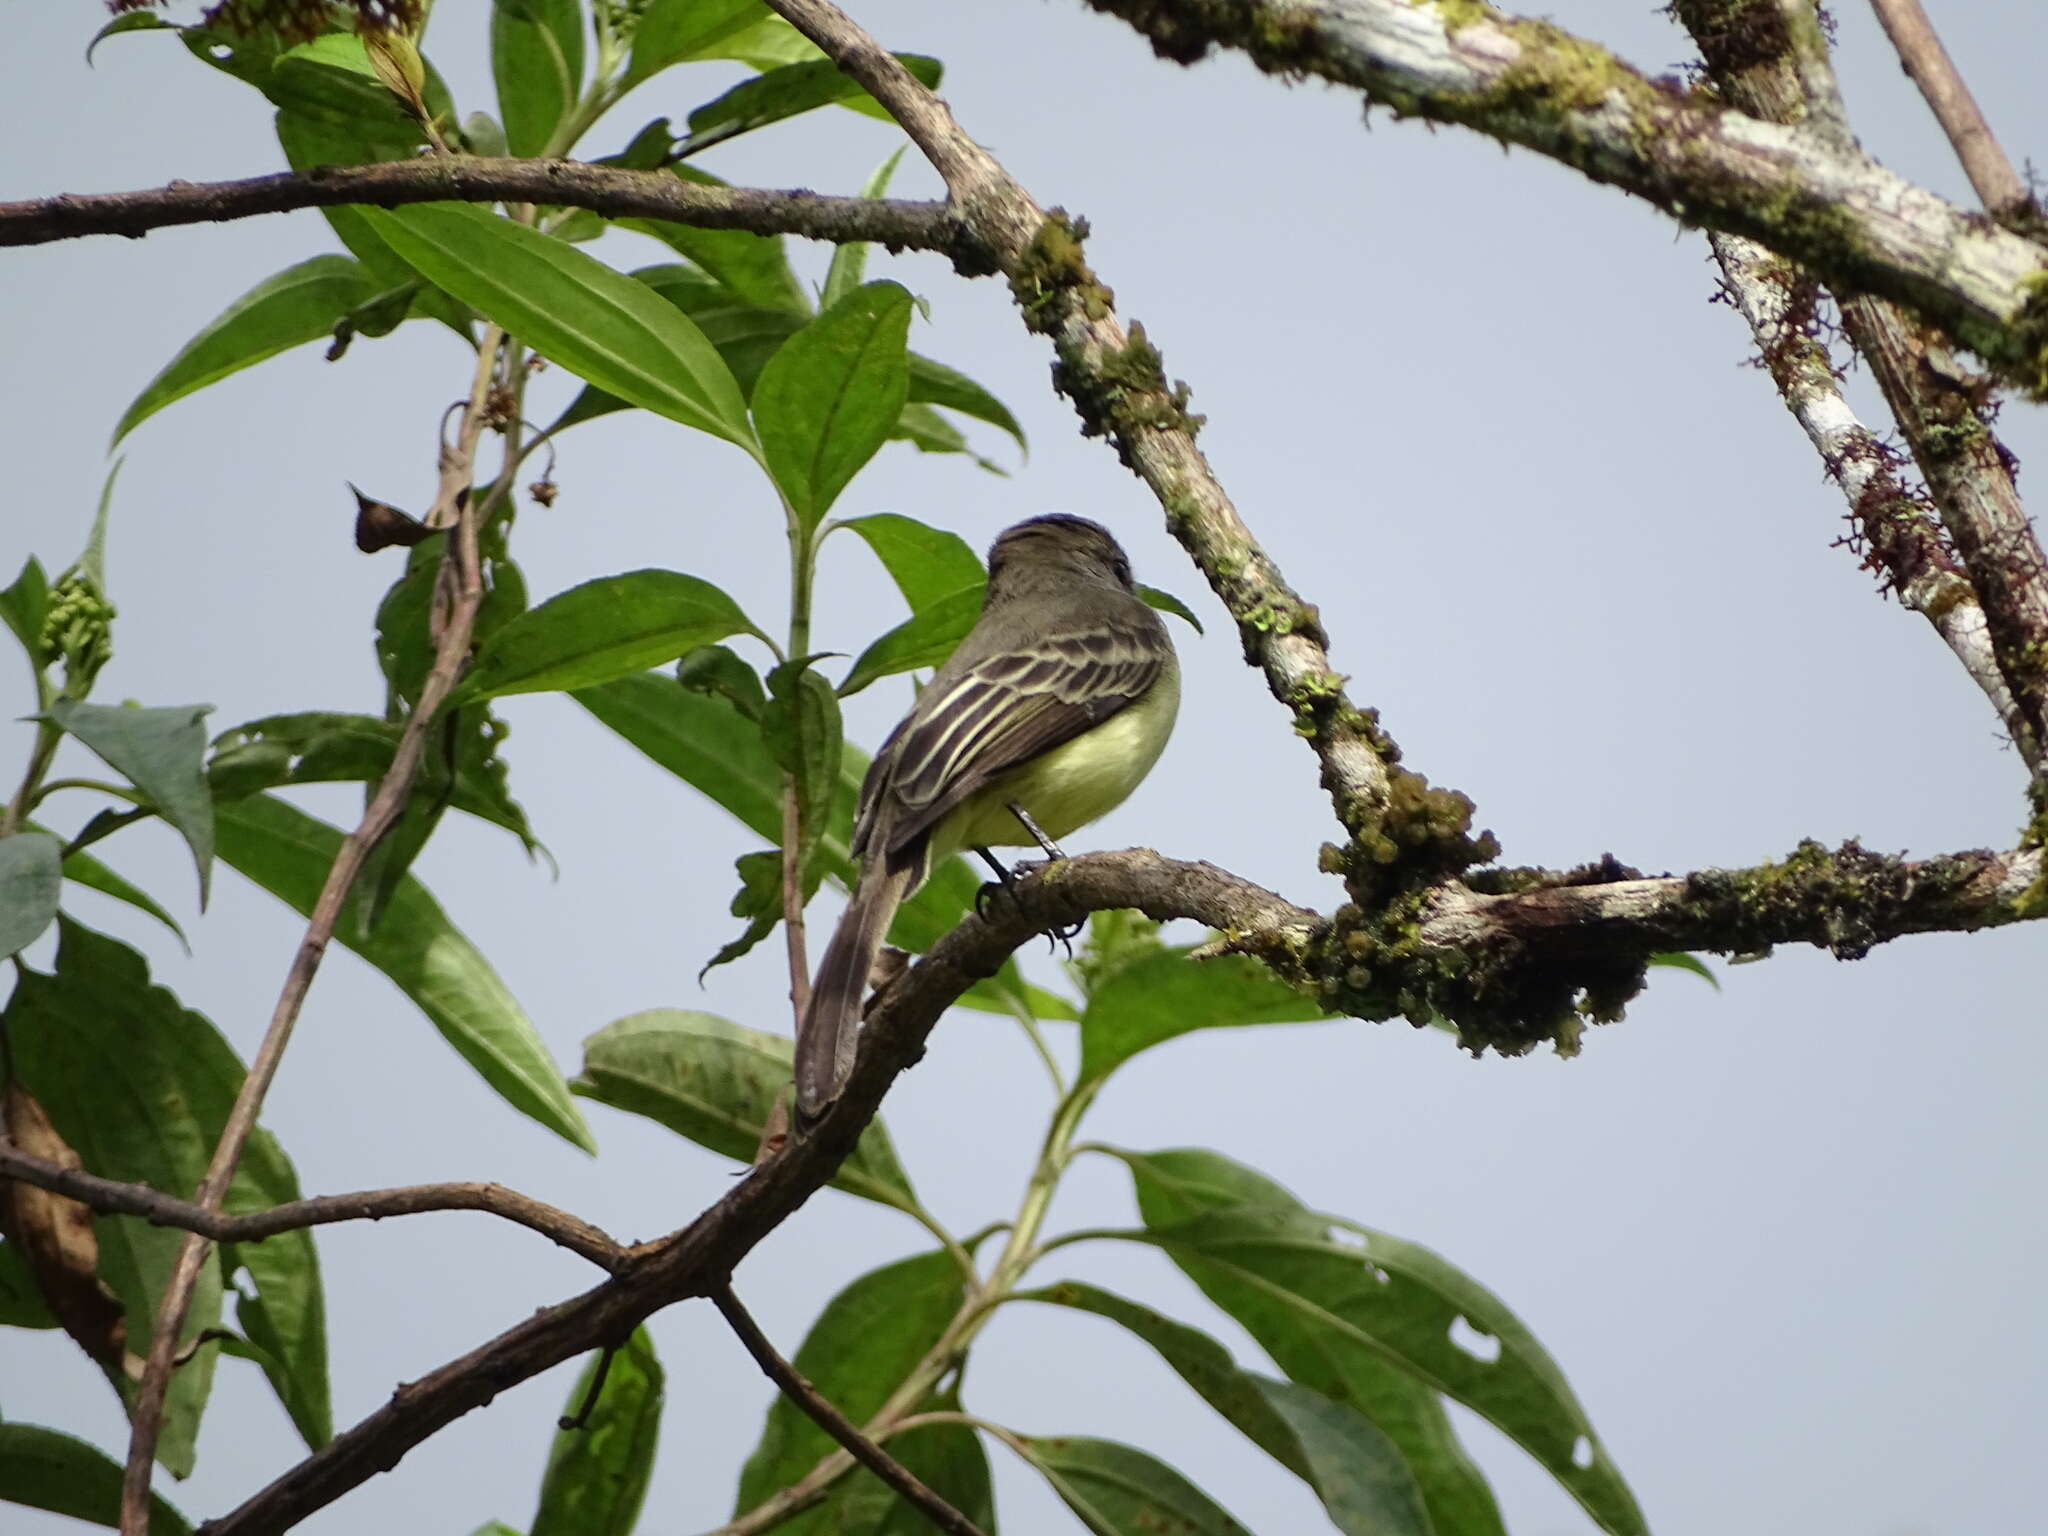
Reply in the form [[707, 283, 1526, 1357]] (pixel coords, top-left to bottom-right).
[[1079, 0, 2048, 398], [0, 158, 965, 258], [1668, 0, 2048, 775], [1868, 0, 2031, 219], [0, 1144, 621, 1270], [190, 832, 2043, 1535], [710, 1286, 990, 1536]]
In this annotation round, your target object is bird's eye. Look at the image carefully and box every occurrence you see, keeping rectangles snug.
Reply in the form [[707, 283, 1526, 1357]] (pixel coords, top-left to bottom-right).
[[1112, 557, 1132, 587]]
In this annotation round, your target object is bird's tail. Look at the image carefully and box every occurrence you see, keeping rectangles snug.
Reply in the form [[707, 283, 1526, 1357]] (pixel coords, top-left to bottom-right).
[[794, 861, 912, 1125]]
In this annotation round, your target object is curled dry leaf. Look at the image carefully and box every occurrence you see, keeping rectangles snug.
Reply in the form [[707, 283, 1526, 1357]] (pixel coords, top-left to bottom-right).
[[0, 1079, 133, 1375]]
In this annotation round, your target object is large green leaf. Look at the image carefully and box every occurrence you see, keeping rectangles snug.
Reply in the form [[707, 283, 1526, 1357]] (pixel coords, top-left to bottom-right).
[[0, 832, 62, 961], [1123, 1148, 1642, 1536], [453, 570, 761, 704], [531, 1328, 663, 1536], [0, 1424, 191, 1535], [363, 203, 754, 451], [491, 0, 585, 158], [215, 793, 594, 1152], [618, 166, 809, 314], [623, 0, 768, 89], [568, 673, 1070, 1019], [732, 1250, 963, 1529], [1078, 946, 1325, 1087], [3, 921, 253, 1476], [833, 514, 982, 616], [1018, 1435, 1253, 1536], [574, 1011, 917, 1211], [111, 257, 377, 446], [755, 282, 914, 535], [1021, 1279, 1431, 1536], [837, 585, 982, 697], [903, 353, 1027, 456], [47, 701, 214, 905]]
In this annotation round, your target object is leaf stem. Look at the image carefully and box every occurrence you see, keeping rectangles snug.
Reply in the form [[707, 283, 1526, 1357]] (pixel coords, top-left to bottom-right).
[[1, 719, 62, 838]]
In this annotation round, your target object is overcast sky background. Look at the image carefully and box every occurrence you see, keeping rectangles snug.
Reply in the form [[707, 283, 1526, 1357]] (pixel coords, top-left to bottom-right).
[[4, 3, 2045, 1534]]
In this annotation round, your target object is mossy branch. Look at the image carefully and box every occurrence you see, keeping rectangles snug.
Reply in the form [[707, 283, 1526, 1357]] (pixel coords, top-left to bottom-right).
[[1079, 0, 2048, 398]]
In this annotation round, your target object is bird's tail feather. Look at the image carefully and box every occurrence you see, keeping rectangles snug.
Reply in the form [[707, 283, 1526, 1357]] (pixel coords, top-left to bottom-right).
[[794, 862, 911, 1125]]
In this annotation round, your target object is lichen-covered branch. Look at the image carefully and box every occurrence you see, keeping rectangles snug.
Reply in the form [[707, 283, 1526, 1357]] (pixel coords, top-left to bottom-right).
[[760, 0, 1495, 905], [1666, 0, 2048, 775], [0, 1144, 622, 1270], [1079, 0, 2048, 397], [0, 158, 964, 257]]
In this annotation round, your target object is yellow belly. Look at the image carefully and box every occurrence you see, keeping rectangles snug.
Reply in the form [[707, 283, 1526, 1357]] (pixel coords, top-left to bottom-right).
[[930, 659, 1181, 860]]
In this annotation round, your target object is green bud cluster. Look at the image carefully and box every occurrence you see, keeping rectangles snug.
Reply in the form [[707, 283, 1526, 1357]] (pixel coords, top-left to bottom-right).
[[40, 573, 116, 696]]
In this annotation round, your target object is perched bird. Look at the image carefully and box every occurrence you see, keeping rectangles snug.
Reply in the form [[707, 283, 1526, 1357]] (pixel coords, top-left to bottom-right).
[[794, 514, 1180, 1122]]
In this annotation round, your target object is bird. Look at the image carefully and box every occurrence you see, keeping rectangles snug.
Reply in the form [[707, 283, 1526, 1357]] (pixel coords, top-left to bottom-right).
[[793, 514, 1180, 1123]]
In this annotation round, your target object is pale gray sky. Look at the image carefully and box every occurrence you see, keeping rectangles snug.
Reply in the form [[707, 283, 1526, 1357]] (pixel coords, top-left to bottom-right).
[[4, 3, 2045, 1534]]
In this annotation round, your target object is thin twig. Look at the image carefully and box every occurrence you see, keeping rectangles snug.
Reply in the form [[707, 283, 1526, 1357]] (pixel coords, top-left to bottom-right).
[[0, 1142, 622, 1269], [0, 159, 962, 255], [1867, 0, 2030, 217], [710, 1285, 991, 1536], [557, 1340, 624, 1430], [116, 329, 507, 1535]]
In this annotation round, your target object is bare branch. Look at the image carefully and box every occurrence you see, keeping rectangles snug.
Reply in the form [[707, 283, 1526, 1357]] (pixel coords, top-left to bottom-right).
[[1077, 0, 2048, 398], [0, 1143, 622, 1271], [119, 331, 507, 1533], [1868, 0, 2031, 218], [0, 159, 965, 258], [710, 1286, 990, 1536]]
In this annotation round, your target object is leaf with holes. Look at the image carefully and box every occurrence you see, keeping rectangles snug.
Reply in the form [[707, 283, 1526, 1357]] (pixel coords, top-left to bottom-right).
[[1121, 1146, 1642, 1535]]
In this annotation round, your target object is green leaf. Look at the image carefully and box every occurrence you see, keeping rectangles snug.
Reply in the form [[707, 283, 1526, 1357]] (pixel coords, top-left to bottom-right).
[[624, 0, 769, 89], [683, 56, 939, 142], [1123, 1147, 1649, 1535], [888, 402, 994, 471], [491, 0, 585, 158], [47, 701, 214, 906], [77, 459, 121, 596], [810, 1384, 994, 1536], [834, 513, 982, 615], [733, 1251, 963, 1526], [710, 14, 826, 71], [1649, 951, 1719, 989], [86, 10, 175, 64], [761, 657, 843, 891], [822, 148, 906, 312], [532, 1328, 664, 1536], [754, 282, 914, 534], [1254, 1378, 1434, 1536], [4, 921, 247, 1476], [0, 1424, 192, 1535], [215, 793, 595, 1152], [0, 832, 62, 962], [1078, 945, 1325, 1087], [619, 166, 810, 314], [0, 1239, 59, 1327], [574, 1010, 916, 1210], [838, 585, 982, 698], [676, 643, 767, 720], [455, 569, 761, 703], [904, 353, 1027, 456], [1138, 584, 1204, 635], [111, 256, 378, 446], [363, 203, 754, 451], [1018, 1435, 1253, 1536], [0, 557, 50, 680], [57, 840, 188, 951], [701, 848, 784, 977]]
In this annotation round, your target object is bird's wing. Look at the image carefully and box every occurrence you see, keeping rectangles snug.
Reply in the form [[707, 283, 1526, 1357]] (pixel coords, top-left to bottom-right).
[[865, 616, 1166, 863]]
